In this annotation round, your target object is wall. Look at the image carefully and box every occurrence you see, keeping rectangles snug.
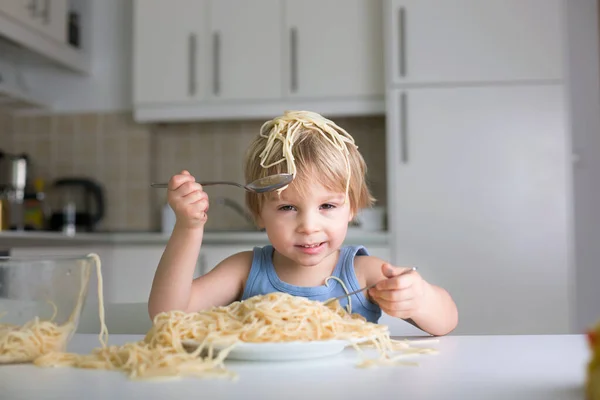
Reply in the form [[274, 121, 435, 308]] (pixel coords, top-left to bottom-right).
[[0, 113, 387, 232], [0, 112, 151, 230]]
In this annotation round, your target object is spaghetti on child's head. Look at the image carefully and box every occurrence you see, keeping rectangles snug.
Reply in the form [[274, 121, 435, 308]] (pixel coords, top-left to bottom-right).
[[244, 110, 375, 220]]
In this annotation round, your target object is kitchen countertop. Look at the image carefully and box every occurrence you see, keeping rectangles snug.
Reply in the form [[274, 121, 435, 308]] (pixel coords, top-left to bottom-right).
[[0, 228, 389, 247], [0, 334, 589, 400]]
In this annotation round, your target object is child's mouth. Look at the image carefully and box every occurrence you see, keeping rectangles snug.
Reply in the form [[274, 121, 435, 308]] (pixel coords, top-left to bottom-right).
[[296, 242, 325, 254]]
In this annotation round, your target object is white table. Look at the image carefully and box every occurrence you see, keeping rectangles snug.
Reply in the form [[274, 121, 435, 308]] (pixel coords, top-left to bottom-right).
[[0, 334, 590, 400]]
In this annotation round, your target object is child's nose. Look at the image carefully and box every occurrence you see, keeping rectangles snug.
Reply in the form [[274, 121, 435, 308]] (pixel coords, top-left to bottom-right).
[[297, 211, 321, 234]]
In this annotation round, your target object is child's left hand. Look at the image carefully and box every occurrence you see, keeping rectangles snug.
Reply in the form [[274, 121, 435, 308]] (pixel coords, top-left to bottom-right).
[[368, 263, 427, 319]]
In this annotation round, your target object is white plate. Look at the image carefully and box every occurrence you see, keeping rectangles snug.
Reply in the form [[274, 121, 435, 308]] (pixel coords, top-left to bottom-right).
[[183, 337, 370, 362]]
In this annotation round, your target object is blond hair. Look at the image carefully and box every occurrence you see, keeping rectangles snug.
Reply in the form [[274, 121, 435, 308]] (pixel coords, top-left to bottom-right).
[[244, 111, 375, 221]]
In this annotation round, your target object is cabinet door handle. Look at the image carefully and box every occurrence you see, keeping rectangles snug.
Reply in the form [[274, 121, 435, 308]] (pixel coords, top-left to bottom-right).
[[400, 92, 409, 163], [213, 32, 221, 95], [188, 33, 197, 96], [27, 0, 38, 17], [398, 7, 406, 77], [41, 0, 50, 24], [290, 27, 298, 92]]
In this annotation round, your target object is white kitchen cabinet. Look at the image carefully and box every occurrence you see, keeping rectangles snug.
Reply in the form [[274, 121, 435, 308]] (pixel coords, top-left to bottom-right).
[[199, 245, 251, 275], [133, 0, 385, 121], [0, 0, 67, 43], [134, 0, 281, 105], [78, 301, 152, 335], [385, 84, 571, 335], [384, 0, 564, 86], [27, 0, 68, 43], [133, 0, 208, 104], [0, 1, 31, 26], [0, 0, 88, 75], [284, 0, 384, 99], [39, 0, 68, 43], [362, 245, 390, 262], [8, 245, 101, 258], [208, 0, 282, 101], [107, 246, 166, 304]]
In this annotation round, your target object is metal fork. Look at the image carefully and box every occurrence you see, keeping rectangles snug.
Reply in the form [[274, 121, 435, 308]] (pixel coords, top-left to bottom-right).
[[324, 267, 417, 305]]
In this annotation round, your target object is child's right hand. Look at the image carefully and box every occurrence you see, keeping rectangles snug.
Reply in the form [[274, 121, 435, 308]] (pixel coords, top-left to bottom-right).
[[167, 170, 209, 230]]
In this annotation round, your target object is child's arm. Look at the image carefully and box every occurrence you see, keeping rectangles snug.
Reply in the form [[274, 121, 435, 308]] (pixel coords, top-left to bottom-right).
[[355, 256, 458, 336], [186, 251, 253, 311], [148, 170, 251, 319], [148, 223, 204, 317]]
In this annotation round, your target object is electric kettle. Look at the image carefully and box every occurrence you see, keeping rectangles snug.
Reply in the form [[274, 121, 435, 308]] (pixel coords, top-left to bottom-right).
[[47, 178, 105, 233]]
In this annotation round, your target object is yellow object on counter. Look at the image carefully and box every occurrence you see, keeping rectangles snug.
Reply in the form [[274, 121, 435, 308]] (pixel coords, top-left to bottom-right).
[[0, 197, 9, 231], [23, 177, 47, 230], [587, 320, 600, 400]]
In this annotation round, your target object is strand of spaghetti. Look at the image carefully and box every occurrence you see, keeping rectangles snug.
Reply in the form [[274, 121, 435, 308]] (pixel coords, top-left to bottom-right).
[[325, 276, 353, 314], [47, 301, 58, 321], [86, 253, 108, 348], [257, 111, 357, 197]]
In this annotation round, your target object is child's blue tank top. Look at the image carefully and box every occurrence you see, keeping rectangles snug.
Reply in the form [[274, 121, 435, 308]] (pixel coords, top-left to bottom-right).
[[240, 245, 382, 323]]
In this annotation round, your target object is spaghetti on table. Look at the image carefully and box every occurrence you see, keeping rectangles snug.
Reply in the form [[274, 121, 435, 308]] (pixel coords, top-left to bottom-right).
[[34, 292, 437, 380], [0, 254, 437, 380]]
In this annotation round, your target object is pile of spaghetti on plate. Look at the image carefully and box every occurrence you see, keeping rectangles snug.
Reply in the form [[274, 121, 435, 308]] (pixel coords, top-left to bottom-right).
[[30, 293, 436, 380]]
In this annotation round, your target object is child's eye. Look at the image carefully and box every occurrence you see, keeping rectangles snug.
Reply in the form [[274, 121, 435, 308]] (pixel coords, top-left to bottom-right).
[[320, 203, 336, 210], [278, 205, 295, 212]]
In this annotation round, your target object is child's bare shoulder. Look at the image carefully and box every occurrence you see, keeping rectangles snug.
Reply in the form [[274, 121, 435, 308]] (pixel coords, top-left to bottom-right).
[[353, 253, 387, 285]]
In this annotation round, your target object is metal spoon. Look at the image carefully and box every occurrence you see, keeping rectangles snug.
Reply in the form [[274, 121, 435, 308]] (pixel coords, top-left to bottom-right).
[[150, 173, 293, 193], [324, 267, 418, 305]]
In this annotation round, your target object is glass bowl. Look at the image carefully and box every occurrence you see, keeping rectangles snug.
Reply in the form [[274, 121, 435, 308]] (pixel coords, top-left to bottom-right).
[[0, 254, 96, 364]]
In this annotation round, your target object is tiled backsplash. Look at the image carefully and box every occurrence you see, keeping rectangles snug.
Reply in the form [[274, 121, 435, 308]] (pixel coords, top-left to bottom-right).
[[0, 111, 387, 232]]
